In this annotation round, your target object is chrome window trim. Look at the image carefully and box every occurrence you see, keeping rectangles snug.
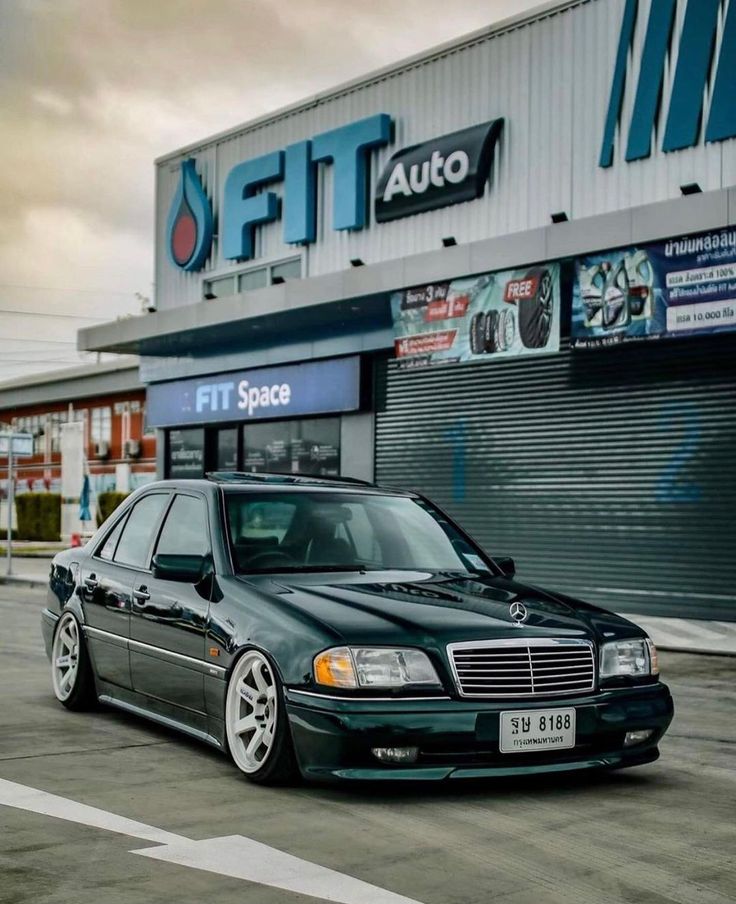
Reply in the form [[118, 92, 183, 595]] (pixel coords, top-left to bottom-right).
[[447, 637, 596, 698]]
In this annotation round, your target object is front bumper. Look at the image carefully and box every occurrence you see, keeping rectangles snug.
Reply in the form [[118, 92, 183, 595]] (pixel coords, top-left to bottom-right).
[[284, 682, 673, 782]]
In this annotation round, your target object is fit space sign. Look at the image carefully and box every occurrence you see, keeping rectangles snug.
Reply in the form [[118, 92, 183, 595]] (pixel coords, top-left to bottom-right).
[[166, 115, 504, 272], [145, 356, 361, 428]]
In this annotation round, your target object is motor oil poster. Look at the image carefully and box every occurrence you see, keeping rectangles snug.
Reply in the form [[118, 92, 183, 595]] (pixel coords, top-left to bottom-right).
[[391, 263, 560, 367], [572, 228, 736, 348]]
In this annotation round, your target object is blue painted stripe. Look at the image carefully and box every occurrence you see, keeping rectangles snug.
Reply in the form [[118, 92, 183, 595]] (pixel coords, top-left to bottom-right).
[[599, 0, 639, 168], [706, 0, 736, 142], [663, 0, 721, 152], [625, 0, 677, 162]]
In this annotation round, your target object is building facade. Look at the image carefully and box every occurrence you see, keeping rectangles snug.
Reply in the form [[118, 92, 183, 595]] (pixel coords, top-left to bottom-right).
[[0, 358, 157, 497], [80, 0, 736, 621]]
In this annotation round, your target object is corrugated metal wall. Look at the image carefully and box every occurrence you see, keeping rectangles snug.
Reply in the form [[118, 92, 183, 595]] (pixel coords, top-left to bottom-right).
[[374, 334, 736, 621], [155, 0, 736, 311]]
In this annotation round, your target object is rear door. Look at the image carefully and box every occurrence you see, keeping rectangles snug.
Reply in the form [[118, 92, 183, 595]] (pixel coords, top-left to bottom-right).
[[80, 492, 170, 690], [129, 492, 213, 714]]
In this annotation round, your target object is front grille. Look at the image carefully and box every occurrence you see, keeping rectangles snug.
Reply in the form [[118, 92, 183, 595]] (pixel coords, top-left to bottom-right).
[[448, 638, 596, 698]]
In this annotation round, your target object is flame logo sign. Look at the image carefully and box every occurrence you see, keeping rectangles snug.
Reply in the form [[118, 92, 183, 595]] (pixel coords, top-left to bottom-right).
[[167, 159, 213, 271]]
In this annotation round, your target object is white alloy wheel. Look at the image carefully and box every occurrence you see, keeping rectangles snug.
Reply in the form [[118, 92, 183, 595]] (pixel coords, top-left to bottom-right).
[[52, 613, 81, 702], [226, 650, 279, 774]]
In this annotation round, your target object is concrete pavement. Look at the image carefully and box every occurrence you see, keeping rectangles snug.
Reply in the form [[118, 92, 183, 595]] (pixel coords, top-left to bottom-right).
[[0, 583, 734, 904]]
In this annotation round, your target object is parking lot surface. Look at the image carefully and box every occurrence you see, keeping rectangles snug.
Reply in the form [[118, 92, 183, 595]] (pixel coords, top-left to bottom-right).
[[1, 583, 734, 904]]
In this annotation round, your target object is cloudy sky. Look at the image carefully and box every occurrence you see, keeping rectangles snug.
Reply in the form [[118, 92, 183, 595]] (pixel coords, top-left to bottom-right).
[[0, 0, 540, 381]]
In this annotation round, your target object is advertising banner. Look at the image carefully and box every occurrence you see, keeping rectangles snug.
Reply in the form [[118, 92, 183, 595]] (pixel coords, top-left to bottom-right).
[[391, 263, 560, 367], [572, 228, 736, 348]]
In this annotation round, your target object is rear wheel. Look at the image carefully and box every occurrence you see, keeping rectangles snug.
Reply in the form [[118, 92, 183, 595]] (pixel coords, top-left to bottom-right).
[[51, 611, 96, 710], [225, 649, 298, 785]]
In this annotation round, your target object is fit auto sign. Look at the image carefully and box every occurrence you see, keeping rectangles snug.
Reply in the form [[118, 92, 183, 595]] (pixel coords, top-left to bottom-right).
[[166, 116, 504, 271], [374, 120, 504, 223]]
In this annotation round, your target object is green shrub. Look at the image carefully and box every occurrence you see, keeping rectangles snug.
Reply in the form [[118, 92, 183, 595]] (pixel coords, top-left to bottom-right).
[[97, 491, 130, 526], [15, 493, 61, 542]]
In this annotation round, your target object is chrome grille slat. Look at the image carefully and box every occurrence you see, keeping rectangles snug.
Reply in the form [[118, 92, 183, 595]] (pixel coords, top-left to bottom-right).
[[448, 638, 596, 698]]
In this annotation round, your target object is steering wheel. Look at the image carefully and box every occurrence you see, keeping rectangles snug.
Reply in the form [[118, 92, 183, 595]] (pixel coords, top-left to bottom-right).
[[246, 550, 295, 570]]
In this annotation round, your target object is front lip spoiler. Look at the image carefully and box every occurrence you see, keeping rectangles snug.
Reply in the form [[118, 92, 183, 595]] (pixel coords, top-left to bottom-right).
[[303, 747, 660, 782]]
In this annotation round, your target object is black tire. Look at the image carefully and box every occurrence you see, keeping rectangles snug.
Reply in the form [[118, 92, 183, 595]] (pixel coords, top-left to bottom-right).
[[225, 648, 299, 786], [483, 309, 499, 353], [517, 269, 553, 349], [51, 611, 96, 711], [468, 312, 485, 355]]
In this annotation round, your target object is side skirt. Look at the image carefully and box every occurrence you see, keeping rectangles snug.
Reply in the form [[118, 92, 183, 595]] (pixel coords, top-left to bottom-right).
[[97, 693, 225, 752]]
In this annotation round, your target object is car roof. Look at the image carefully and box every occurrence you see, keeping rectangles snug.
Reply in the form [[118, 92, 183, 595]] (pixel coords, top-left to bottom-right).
[[146, 473, 416, 497]]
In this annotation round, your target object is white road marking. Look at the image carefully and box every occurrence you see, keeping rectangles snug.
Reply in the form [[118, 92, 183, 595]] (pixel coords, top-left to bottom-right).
[[133, 834, 423, 904], [0, 778, 181, 845], [0, 778, 424, 904]]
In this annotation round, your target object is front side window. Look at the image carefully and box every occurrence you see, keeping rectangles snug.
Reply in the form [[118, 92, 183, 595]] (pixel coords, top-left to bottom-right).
[[225, 491, 492, 575], [155, 494, 210, 558], [114, 493, 168, 568]]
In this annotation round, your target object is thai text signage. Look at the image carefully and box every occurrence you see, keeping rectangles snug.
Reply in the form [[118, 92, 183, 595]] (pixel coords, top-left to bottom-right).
[[572, 228, 736, 348], [391, 263, 560, 367]]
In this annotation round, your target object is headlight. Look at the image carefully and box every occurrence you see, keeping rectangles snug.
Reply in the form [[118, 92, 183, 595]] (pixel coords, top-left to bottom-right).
[[599, 638, 658, 679], [314, 646, 441, 690]]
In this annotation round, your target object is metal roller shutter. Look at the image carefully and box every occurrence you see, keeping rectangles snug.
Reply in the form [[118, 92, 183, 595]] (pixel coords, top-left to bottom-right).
[[374, 334, 736, 621]]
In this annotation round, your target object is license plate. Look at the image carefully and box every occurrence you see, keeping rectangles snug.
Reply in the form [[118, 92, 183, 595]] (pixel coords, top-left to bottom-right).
[[499, 708, 576, 754]]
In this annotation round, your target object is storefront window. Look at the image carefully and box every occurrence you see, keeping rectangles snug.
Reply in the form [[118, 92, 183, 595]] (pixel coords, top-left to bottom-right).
[[167, 428, 205, 478], [242, 417, 339, 476], [216, 427, 238, 470]]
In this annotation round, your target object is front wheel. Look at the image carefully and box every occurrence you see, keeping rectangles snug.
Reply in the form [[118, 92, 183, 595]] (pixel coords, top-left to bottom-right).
[[225, 649, 298, 785], [51, 611, 96, 710]]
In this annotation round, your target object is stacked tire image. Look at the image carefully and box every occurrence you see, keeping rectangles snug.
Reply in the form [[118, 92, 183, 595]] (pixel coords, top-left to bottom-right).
[[468, 307, 517, 355], [517, 268, 553, 349]]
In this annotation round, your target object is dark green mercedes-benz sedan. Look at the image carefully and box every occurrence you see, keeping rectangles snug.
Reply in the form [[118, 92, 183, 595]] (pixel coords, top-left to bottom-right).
[[42, 473, 673, 784]]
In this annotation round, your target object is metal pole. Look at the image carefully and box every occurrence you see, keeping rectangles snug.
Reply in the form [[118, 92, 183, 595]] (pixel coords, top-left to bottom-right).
[[6, 436, 13, 576]]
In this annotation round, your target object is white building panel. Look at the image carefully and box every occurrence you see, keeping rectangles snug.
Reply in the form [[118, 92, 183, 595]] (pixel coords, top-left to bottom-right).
[[155, 0, 736, 311]]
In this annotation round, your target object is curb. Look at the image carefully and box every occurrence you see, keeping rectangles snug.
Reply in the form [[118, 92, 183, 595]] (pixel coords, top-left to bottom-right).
[[0, 575, 48, 588]]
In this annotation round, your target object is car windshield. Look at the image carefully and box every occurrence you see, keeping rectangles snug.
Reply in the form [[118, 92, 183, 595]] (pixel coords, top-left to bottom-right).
[[225, 490, 492, 575]]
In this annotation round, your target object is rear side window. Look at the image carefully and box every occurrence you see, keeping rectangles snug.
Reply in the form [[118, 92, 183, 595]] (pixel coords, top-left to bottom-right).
[[114, 494, 168, 569], [98, 517, 126, 561], [155, 494, 210, 557]]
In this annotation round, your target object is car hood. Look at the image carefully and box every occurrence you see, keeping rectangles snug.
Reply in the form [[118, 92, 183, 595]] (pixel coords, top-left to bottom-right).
[[239, 570, 641, 647]]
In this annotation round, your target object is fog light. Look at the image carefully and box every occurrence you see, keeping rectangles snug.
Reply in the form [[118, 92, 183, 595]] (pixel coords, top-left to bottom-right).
[[371, 746, 419, 764], [624, 729, 654, 747]]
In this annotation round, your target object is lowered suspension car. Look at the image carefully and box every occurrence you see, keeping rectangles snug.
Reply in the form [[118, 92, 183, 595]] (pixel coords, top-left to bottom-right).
[[42, 473, 673, 784]]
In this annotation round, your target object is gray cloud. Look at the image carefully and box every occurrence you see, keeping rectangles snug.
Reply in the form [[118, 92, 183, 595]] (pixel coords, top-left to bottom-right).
[[0, 0, 537, 378]]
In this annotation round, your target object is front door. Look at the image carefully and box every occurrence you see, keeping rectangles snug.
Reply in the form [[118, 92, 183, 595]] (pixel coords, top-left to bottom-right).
[[129, 492, 212, 715]]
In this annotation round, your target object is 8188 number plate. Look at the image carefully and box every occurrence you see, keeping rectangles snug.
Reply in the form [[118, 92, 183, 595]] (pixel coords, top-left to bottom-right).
[[499, 707, 576, 753]]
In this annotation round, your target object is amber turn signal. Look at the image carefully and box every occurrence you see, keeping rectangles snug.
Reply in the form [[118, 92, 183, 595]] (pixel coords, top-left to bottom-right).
[[313, 647, 357, 688]]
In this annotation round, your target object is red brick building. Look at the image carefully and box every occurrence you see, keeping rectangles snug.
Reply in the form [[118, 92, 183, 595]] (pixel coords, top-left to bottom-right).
[[0, 357, 156, 496]]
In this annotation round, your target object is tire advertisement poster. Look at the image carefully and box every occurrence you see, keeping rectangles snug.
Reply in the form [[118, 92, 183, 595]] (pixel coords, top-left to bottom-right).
[[572, 228, 736, 349], [390, 263, 560, 367]]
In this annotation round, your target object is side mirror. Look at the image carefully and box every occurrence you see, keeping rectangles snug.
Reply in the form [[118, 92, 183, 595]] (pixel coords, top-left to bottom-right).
[[494, 556, 515, 578], [152, 553, 207, 583]]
